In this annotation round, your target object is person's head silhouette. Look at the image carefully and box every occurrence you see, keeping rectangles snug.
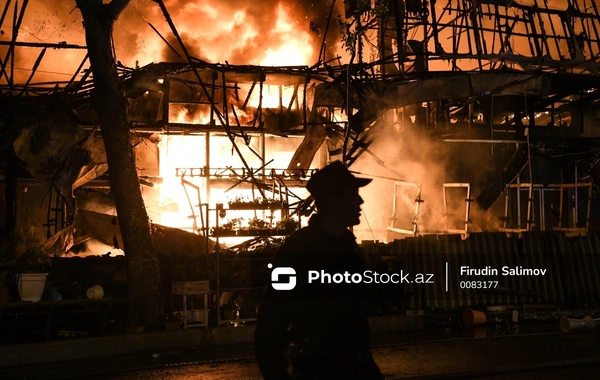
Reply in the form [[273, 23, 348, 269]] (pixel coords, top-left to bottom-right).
[[306, 161, 372, 232]]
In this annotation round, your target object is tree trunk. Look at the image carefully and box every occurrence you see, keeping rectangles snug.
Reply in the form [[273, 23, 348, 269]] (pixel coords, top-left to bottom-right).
[[76, 0, 161, 329], [3, 147, 18, 262]]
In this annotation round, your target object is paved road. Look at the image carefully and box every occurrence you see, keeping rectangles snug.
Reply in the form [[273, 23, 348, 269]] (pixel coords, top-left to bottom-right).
[[3, 331, 599, 379], [74, 350, 600, 380], [70, 332, 600, 380], [79, 361, 600, 380]]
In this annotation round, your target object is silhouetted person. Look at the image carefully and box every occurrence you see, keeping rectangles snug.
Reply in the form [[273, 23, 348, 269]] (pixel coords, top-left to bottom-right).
[[255, 161, 383, 379]]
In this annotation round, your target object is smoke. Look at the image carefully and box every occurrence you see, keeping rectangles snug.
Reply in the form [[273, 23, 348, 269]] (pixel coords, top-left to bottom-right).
[[351, 119, 503, 243], [351, 123, 447, 243], [67, 238, 124, 257]]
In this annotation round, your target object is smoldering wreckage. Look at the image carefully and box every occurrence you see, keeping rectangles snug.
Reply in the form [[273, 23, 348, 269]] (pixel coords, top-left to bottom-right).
[[2, 0, 600, 337]]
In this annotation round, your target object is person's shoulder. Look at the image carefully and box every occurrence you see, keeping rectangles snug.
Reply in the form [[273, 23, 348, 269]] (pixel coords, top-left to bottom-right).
[[276, 227, 309, 253], [285, 226, 313, 241], [273, 226, 321, 262]]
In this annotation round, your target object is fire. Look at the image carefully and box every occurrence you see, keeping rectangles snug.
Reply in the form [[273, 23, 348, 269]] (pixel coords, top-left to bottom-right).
[[167, 1, 315, 126], [131, 0, 318, 67], [261, 4, 314, 66], [8, 0, 327, 240], [154, 134, 314, 237], [170, 106, 211, 125], [4, 0, 328, 87]]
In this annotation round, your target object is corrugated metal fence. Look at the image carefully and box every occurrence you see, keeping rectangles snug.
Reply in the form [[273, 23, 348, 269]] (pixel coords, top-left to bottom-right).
[[360, 231, 600, 310]]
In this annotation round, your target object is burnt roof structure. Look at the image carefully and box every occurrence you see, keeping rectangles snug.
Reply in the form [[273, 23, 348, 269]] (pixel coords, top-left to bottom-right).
[[3, 0, 600, 239]]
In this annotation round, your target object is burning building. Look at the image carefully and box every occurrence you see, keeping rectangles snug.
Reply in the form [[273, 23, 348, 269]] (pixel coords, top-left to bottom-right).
[[1, 0, 600, 332]]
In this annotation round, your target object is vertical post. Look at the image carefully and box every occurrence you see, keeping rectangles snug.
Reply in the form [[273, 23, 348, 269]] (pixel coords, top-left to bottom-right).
[[54, 188, 61, 234], [490, 96, 495, 154], [540, 189, 546, 231], [4, 147, 18, 261], [279, 84, 283, 132], [261, 131, 266, 184], [342, 66, 351, 164], [10, 0, 17, 88], [503, 188, 510, 230], [205, 131, 210, 216], [222, 71, 228, 126], [379, 12, 387, 77], [442, 185, 448, 232], [413, 188, 421, 237], [557, 185, 564, 229], [586, 184, 592, 231], [204, 204, 209, 259], [574, 165, 578, 226], [302, 79, 308, 130], [516, 144, 521, 230], [216, 207, 220, 325], [526, 184, 533, 231], [46, 187, 53, 238], [589, 0, 600, 54], [467, 0, 483, 70], [210, 72, 216, 126], [391, 183, 398, 230], [532, 0, 551, 60], [465, 185, 471, 233], [392, 0, 405, 73], [258, 74, 264, 128], [162, 76, 170, 125], [468, 103, 473, 130]]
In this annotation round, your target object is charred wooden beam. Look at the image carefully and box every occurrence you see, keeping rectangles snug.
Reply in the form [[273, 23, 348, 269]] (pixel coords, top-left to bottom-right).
[[0, 0, 29, 90], [147, 22, 181, 59], [392, 0, 405, 70], [318, 0, 336, 62], [169, 76, 239, 90], [0, 0, 13, 31], [241, 80, 256, 110], [17, 47, 45, 96], [64, 54, 89, 95], [480, 0, 600, 18], [475, 143, 529, 210], [0, 41, 87, 49], [221, 67, 265, 198]]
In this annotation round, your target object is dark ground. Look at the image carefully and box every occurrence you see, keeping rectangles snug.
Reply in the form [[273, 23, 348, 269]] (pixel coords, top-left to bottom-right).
[[2, 329, 599, 380]]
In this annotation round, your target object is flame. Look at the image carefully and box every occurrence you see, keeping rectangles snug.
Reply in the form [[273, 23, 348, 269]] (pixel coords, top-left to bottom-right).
[[4, 0, 332, 87], [260, 4, 314, 66], [10, 0, 326, 241], [170, 106, 211, 125], [153, 133, 315, 234]]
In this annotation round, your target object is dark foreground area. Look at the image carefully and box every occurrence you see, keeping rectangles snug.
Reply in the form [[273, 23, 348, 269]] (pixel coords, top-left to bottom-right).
[[2, 330, 599, 380]]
